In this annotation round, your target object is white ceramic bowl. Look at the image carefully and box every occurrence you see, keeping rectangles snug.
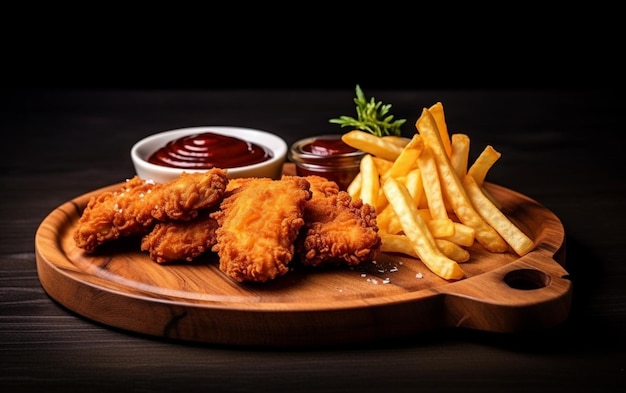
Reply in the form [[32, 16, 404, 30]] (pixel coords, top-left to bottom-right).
[[131, 126, 287, 183]]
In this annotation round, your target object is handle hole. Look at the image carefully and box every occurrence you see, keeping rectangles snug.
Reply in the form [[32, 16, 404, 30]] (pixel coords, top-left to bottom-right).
[[503, 269, 550, 290]]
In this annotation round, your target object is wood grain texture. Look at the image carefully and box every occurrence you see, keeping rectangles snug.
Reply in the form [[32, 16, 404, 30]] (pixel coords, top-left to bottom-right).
[[34, 164, 571, 347]]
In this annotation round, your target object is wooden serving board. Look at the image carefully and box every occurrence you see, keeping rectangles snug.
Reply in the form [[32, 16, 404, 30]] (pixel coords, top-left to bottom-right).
[[35, 164, 571, 347]]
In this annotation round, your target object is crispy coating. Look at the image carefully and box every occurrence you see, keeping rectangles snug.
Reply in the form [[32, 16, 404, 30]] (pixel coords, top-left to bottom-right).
[[296, 175, 381, 267], [211, 176, 311, 283], [224, 177, 254, 192], [73, 176, 157, 252], [74, 169, 228, 252], [148, 169, 229, 221], [141, 210, 219, 263]]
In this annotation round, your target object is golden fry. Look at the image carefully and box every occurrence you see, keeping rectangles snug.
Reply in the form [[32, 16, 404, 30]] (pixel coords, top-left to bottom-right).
[[417, 146, 448, 220], [385, 208, 435, 235], [403, 169, 424, 206], [428, 102, 452, 158], [359, 154, 379, 207], [462, 174, 535, 256], [347, 101, 536, 280], [383, 178, 464, 280], [416, 108, 508, 253], [450, 133, 470, 178], [371, 156, 394, 176], [427, 218, 456, 238], [382, 134, 424, 181], [468, 145, 501, 186], [434, 239, 470, 263], [387, 218, 402, 236], [375, 190, 389, 212], [382, 234, 469, 263], [376, 204, 396, 234], [381, 135, 410, 148], [342, 130, 404, 161], [440, 222, 476, 247], [346, 172, 362, 199], [380, 233, 419, 258]]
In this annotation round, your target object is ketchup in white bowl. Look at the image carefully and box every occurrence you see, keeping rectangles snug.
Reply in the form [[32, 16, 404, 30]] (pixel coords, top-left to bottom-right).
[[147, 132, 272, 169], [131, 126, 287, 183]]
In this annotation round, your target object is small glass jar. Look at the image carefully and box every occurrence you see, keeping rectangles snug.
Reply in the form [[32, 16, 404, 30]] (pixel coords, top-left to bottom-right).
[[289, 134, 365, 190]]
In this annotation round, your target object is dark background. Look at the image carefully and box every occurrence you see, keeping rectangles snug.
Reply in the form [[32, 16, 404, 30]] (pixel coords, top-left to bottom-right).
[[2, 87, 623, 393], [3, 4, 621, 90], [2, 5, 624, 393]]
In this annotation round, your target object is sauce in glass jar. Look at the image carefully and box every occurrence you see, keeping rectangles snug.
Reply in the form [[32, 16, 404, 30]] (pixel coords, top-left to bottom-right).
[[289, 134, 364, 190], [148, 132, 272, 169]]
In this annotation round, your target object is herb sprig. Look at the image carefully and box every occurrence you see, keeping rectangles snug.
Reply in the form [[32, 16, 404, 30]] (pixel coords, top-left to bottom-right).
[[329, 85, 406, 137]]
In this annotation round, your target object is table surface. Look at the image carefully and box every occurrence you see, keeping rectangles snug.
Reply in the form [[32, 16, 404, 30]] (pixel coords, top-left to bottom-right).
[[1, 88, 624, 392]]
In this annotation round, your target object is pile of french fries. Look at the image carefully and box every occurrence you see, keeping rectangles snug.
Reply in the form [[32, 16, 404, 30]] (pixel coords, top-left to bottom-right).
[[343, 102, 535, 280]]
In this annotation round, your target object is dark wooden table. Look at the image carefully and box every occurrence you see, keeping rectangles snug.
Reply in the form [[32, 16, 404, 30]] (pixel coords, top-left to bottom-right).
[[1, 88, 624, 392]]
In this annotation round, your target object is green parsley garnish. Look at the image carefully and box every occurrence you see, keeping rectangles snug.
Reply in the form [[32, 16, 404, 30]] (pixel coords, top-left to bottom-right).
[[329, 84, 406, 137]]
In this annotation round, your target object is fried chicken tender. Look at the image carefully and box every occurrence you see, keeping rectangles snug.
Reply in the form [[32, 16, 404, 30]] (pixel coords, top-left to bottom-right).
[[148, 169, 229, 221], [224, 177, 253, 192], [211, 176, 311, 283], [140, 210, 220, 263], [74, 169, 228, 252], [296, 175, 381, 267]]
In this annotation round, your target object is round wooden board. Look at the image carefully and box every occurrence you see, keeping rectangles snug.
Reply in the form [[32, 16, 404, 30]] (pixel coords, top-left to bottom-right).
[[35, 165, 572, 347]]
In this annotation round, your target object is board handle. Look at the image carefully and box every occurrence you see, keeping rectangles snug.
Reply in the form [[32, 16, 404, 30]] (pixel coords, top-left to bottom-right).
[[439, 253, 573, 332]]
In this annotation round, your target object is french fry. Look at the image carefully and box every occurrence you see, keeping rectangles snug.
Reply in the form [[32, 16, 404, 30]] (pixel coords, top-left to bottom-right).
[[417, 146, 448, 220], [371, 156, 394, 176], [382, 177, 464, 280], [382, 134, 424, 181], [382, 234, 470, 263], [376, 204, 397, 234], [480, 183, 503, 210], [427, 218, 456, 238], [386, 212, 403, 235], [428, 102, 452, 158], [380, 233, 419, 258], [416, 108, 509, 253], [342, 130, 404, 161], [366, 133, 427, 219], [346, 101, 536, 281], [381, 135, 410, 148], [462, 174, 535, 256], [346, 172, 362, 199], [418, 208, 433, 221], [468, 145, 501, 186], [386, 208, 438, 235], [440, 222, 476, 247], [376, 190, 389, 212], [450, 133, 470, 178], [434, 239, 471, 263], [359, 154, 379, 207], [403, 168, 424, 206]]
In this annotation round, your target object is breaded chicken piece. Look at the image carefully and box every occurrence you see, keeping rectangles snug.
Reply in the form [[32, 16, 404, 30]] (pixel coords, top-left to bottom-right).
[[224, 177, 254, 192], [296, 175, 381, 267], [211, 176, 311, 283], [140, 210, 219, 263], [73, 176, 157, 252], [74, 169, 228, 252], [148, 169, 229, 222]]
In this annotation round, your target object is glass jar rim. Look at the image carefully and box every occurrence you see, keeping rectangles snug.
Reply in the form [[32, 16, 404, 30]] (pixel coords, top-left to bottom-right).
[[289, 134, 365, 164]]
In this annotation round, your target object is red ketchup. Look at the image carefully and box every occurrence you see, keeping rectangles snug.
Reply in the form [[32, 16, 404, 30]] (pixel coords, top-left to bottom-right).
[[301, 137, 357, 156], [289, 134, 364, 190], [148, 132, 271, 169]]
